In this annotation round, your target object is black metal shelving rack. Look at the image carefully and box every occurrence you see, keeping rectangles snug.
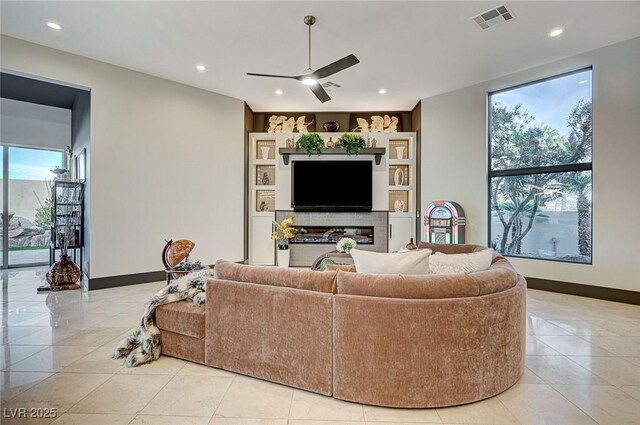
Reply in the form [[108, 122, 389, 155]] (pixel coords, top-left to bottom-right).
[[49, 180, 85, 276]]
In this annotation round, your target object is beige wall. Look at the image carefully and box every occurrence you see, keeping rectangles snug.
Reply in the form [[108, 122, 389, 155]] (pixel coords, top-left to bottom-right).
[[421, 37, 640, 292], [1, 36, 245, 280]]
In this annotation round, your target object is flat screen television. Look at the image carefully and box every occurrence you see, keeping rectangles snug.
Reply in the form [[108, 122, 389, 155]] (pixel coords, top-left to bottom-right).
[[292, 160, 372, 212]]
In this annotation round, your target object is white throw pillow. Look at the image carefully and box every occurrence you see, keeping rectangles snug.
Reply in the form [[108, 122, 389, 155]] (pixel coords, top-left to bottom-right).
[[349, 248, 432, 275], [429, 249, 494, 275]]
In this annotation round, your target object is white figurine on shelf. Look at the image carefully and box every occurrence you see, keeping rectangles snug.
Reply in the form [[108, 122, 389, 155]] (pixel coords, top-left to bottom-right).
[[267, 115, 279, 133], [282, 117, 296, 133], [267, 115, 288, 133], [353, 117, 369, 132], [370, 115, 384, 133], [296, 116, 313, 134]]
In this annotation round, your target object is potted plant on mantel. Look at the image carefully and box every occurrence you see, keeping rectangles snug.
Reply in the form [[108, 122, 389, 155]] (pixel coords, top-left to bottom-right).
[[295, 133, 324, 156], [271, 217, 296, 267], [336, 133, 367, 156]]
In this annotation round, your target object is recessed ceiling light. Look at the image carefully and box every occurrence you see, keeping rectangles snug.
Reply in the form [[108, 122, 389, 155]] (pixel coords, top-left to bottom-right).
[[549, 28, 563, 37], [378, 88, 387, 94], [46, 21, 63, 30], [301, 77, 317, 86], [578, 80, 588, 85], [196, 65, 206, 72], [275, 89, 283, 95]]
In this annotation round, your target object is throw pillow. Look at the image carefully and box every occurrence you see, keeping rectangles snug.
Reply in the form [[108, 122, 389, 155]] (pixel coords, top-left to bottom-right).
[[349, 248, 432, 275], [429, 249, 494, 275]]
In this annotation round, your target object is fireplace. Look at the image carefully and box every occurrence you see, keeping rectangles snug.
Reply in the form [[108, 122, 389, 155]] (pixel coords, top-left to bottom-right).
[[275, 211, 388, 267]]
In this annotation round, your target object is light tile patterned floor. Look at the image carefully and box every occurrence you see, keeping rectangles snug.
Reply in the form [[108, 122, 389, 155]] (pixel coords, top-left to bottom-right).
[[1, 267, 640, 424]]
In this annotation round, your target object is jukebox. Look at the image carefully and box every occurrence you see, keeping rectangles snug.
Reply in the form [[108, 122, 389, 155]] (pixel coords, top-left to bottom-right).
[[424, 201, 466, 244]]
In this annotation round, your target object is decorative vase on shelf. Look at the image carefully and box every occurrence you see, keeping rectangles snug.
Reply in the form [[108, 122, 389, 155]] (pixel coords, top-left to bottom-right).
[[260, 146, 270, 160], [326, 137, 335, 148], [46, 254, 81, 290], [277, 248, 290, 268], [371, 138, 377, 148], [395, 146, 405, 159], [394, 199, 406, 213], [393, 168, 404, 186], [323, 121, 339, 132]]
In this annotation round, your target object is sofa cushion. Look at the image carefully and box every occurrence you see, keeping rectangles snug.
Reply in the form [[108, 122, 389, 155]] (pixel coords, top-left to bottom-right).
[[349, 249, 432, 275], [156, 300, 205, 339], [429, 249, 494, 275], [215, 260, 337, 293], [336, 264, 518, 299], [159, 329, 205, 364]]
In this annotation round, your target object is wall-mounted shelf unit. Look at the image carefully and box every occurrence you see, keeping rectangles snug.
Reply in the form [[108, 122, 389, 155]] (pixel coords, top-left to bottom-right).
[[279, 148, 386, 165]]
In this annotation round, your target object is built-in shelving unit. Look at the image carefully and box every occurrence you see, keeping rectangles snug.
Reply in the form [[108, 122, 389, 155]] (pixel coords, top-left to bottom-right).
[[249, 136, 277, 265], [248, 132, 417, 264], [386, 135, 417, 252]]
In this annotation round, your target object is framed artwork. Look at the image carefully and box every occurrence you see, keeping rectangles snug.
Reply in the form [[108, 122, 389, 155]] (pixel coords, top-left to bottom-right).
[[76, 148, 86, 181]]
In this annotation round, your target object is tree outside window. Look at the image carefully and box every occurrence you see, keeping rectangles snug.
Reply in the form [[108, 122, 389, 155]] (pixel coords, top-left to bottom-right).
[[488, 68, 593, 264]]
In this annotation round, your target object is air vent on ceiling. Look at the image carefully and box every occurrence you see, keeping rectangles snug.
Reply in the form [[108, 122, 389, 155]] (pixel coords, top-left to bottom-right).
[[471, 4, 515, 30], [321, 81, 341, 91]]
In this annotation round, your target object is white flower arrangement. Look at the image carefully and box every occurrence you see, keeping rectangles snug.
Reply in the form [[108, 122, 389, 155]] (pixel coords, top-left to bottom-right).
[[336, 237, 357, 253]]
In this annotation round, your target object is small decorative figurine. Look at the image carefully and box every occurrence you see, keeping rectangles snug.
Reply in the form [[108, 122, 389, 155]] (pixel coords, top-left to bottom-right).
[[371, 138, 377, 148], [285, 138, 294, 148], [394, 199, 405, 213], [261, 172, 270, 185], [259, 201, 269, 211]]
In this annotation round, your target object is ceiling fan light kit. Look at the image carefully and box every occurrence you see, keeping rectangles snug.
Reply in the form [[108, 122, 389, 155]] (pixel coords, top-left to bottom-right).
[[247, 15, 360, 103]]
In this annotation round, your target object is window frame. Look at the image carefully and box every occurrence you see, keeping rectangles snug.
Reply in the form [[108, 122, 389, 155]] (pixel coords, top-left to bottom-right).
[[487, 66, 593, 265]]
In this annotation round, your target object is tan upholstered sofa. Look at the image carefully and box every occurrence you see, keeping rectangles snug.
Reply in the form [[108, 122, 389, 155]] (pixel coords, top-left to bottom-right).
[[156, 243, 526, 408]]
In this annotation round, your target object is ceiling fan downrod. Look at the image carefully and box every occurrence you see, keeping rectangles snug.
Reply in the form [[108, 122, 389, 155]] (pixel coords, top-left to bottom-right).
[[304, 15, 316, 71]]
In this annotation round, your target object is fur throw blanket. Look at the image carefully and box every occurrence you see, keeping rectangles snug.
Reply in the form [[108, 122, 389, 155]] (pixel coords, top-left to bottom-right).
[[113, 269, 215, 367]]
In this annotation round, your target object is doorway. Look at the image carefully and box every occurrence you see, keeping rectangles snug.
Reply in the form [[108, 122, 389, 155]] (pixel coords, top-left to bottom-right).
[[1, 145, 64, 268]]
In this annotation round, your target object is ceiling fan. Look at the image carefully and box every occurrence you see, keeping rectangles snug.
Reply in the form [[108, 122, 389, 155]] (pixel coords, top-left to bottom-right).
[[247, 15, 360, 103]]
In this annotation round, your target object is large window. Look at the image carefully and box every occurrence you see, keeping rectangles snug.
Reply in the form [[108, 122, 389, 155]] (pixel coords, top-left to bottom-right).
[[488, 68, 592, 264], [1, 146, 64, 266]]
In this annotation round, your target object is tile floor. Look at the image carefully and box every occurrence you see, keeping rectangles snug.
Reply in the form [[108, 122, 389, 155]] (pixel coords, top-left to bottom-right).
[[1, 267, 640, 424]]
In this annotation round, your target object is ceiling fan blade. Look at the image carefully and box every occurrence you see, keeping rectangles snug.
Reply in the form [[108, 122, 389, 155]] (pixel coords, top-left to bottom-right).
[[309, 83, 331, 103], [246, 72, 300, 79], [313, 54, 360, 79]]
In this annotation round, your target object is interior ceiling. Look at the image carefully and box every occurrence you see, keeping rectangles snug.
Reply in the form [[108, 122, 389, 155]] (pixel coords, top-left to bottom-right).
[[1, 1, 639, 112]]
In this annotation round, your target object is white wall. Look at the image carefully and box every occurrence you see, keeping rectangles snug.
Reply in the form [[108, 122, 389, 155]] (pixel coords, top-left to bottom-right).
[[0, 98, 70, 150], [421, 37, 640, 292], [1, 36, 245, 280]]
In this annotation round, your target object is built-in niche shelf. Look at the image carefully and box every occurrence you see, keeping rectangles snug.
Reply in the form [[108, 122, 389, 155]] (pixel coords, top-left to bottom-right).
[[279, 148, 386, 165]]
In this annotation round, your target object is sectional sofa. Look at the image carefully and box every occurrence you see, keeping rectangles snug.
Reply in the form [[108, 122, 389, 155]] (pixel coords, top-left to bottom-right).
[[155, 243, 526, 408]]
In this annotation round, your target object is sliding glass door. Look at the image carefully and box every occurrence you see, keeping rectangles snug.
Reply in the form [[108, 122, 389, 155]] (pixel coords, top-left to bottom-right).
[[1, 145, 63, 268]]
